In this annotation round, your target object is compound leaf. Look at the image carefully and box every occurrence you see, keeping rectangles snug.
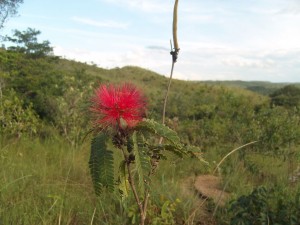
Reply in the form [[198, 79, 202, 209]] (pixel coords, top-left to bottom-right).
[[89, 133, 114, 195]]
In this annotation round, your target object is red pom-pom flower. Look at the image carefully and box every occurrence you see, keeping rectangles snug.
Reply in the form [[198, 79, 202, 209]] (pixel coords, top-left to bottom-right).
[[90, 83, 147, 130]]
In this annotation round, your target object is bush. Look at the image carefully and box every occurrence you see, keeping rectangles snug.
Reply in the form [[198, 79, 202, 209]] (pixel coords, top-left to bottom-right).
[[228, 186, 300, 225], [270, 85, 300, 108], [0, 89, 40, 137]]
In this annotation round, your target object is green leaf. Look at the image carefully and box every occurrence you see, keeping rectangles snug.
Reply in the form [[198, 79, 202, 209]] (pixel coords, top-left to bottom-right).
[[162, 144, 186, 158], [130, 131, 151, 194], [149, 144, 184, 158], [118, 160, 130, 199], [89, 133, 114, 195], [184, 145, 209, 165], [161, 200, 171, 219], [136, 119, 181, 146]]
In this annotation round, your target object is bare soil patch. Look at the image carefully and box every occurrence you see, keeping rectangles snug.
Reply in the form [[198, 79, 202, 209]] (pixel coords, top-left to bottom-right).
[[194, 175, 230, 206], [181, 175, 230, 225]]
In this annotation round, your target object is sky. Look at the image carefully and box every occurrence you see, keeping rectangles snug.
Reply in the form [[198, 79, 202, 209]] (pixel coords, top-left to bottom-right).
[[1, 0, 300, 82]]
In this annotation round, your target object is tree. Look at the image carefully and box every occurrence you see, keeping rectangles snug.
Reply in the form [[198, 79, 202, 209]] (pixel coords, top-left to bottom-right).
[[0, 0, 23, 29], [5, 28, 53, 58], [270, 85, 300, 108]]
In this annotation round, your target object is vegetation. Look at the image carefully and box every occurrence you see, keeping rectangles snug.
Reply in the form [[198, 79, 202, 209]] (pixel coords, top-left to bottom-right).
[[1, 30, 300, 224], [201, 80, 300, 96], [0, 0, 23, 29], [270, 85, 300, 108], [4, 28, 54, 58]]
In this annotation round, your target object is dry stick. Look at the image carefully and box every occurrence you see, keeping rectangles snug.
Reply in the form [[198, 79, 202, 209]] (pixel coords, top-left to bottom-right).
[[210, 141, 259, 216], [159, 0, 180, 144], [213, 141, 258, 174], [90, 207, 97, 225]]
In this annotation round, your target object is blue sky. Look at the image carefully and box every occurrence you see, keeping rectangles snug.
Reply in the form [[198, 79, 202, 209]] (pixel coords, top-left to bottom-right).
[[2, 0, 300, 82]]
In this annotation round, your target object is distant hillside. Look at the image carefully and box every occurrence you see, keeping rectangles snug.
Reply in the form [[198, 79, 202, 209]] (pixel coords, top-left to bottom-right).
[[198, 80, 300, 95], [56, 55, 300, 96]]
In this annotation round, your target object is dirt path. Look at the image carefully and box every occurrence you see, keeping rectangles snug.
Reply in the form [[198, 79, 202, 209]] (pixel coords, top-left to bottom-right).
[[181, 175, 230, 225], [194, 175, 230, 206]]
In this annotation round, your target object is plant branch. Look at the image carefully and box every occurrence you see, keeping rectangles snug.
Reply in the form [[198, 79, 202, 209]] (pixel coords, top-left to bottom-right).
[[120, 147, 145, 224], [127, 161, 146, 224], [143, 190, 150, 222], [161, 60, 175, 128]]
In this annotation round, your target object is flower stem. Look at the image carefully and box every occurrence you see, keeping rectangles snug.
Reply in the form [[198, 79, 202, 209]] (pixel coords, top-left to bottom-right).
[[159, 60, 175, 144], [127, 161, 146, 224], [160, 0, 179, 144], [120, 147, 146, 224]]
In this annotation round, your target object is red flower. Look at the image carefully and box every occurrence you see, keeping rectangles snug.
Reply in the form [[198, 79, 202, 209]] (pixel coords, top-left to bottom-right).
[[90, 83, 147, 130]]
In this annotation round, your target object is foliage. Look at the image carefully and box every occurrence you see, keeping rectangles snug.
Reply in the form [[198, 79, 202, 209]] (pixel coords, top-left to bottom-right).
[[0, 49, 94, 144], [130, 131, 150, 194], [201, 80, 298, 96], [270, 85, 300, 108], [228, 186, 300, 225], [89, 133, 114, 194], [53, 86, 92, 146], [229, 186, 270, 225], [145, 198, 181, 225], [0, 88, 40, 137], [0, 0, 23, 29], [4, 28, 53, 58]]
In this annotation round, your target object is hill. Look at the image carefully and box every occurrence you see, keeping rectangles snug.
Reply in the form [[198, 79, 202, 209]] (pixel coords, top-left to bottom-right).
[[2, 49, 300, 147], [199, 80, 300, 95], [0, 49, 268, 138]]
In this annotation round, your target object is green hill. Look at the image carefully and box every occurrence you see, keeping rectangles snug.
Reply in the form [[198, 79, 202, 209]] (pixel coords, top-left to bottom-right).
[[1, 48, 297, 145], [0, 49, 268, 138], [199, 80, 300, 95]]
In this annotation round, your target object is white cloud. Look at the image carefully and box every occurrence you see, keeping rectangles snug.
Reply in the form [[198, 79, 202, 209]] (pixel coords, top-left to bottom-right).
[[71, 17, 129, 29], [222, 56, 274, 69], [101, 0, 173, 13], [53, 40, 300, 82], [276, 0, 300, 15]]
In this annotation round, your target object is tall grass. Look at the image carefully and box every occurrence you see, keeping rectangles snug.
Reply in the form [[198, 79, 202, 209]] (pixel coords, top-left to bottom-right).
[[1, 136, 299, 224], [0, 136, 208, 224], [0, 137, 127, 224]]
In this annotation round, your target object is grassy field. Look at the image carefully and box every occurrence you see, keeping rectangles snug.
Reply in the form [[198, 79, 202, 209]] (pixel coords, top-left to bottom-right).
[[1, 135, 299, 224], [0, 136, 211, 224]]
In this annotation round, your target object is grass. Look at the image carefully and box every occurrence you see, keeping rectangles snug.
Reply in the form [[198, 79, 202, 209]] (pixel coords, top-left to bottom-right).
[[0, 134, 299, 224], [0, 136, 209, 224], [0, 136, 126, 224]]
